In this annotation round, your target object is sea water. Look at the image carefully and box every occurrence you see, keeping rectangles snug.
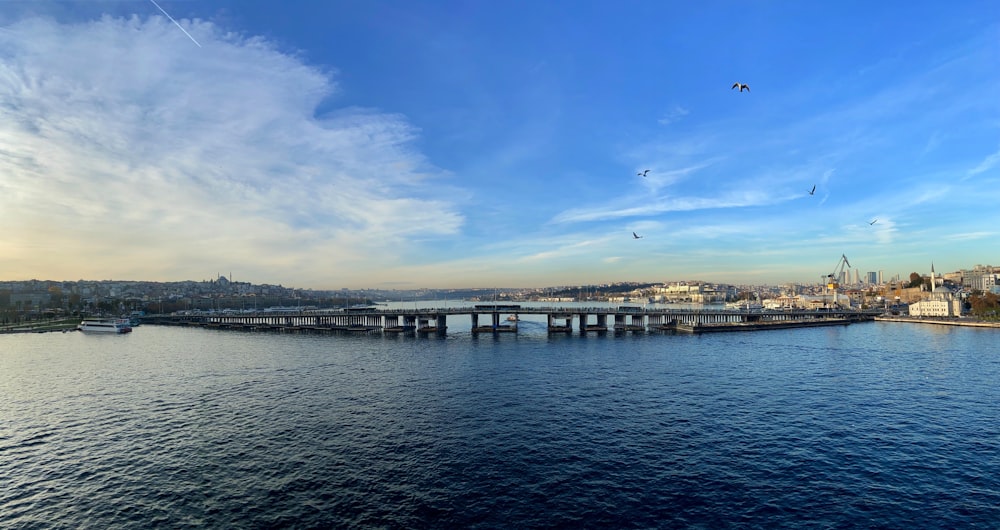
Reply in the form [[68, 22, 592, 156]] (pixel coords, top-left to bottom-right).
[[2, 320, 999, 528]]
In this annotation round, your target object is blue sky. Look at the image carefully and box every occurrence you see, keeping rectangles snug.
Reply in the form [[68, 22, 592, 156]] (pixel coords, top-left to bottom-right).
[[0, 1, 997, 289]]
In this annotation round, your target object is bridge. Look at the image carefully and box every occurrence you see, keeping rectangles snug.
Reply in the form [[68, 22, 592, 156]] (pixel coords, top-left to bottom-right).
[[141, 305, 881, 335]]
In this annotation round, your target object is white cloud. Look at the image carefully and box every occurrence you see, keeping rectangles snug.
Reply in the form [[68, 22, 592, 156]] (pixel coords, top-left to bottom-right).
[[946, 231, 996, 241], [838, 217, 896, 246], [638, 161, 718, 192], [0, 14, 463, 286], [657, 105, 689, 126], [965, 145, 1000, 180], [551, 187, 799, 224], [517, 236, 608, 263]]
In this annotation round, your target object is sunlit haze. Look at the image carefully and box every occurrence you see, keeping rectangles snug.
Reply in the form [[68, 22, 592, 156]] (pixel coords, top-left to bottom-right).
[[1, 1, 997, 289]]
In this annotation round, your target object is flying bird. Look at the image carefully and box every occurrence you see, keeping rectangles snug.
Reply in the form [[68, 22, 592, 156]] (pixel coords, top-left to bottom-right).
[[808, 185, 816, 195], [637, 169, 650, 177], [869, 219, 878, 225], [732, 82, 750, 92], [633, 232, 643, 239]]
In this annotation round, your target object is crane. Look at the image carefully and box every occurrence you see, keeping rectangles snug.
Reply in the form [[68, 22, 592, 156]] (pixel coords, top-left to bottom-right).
[[822, 254, 851, 308]]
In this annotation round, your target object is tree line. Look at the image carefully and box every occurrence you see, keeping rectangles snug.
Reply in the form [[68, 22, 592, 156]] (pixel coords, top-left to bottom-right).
[[967, 292, 1000, 320]]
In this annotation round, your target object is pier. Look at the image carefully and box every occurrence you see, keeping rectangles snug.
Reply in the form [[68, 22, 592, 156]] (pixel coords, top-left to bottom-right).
[[142, 305, 881, 335]]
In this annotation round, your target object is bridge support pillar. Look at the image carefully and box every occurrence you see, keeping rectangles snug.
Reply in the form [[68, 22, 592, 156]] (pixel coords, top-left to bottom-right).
[[547, 314, 572, 333]]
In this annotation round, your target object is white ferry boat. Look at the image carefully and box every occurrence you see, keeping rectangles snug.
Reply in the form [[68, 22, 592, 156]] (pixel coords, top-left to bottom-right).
[[78, 318, 133, 334]]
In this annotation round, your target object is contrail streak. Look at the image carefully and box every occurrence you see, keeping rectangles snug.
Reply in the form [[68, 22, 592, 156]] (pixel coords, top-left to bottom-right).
[[149, 0, 202, 47]]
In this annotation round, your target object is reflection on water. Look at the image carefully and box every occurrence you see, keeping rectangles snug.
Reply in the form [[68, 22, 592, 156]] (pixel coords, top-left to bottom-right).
[[2, 322, 999, 528]]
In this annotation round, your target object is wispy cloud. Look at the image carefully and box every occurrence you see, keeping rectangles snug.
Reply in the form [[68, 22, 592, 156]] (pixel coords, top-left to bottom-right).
[[657, 105, 689, 126], [965, 145, 1000, 180], [517, 236, 612, 263], [638, 161, 719, 192], [918, 131, 943, 159], [551, 187, 799, 224], [945, 231, 996, 241], [838, 217, 897, 246], [0, 15, 462, 285]]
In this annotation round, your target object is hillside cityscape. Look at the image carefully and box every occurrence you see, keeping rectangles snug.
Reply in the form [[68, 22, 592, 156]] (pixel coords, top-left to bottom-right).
[[2, 263, 998, 322]]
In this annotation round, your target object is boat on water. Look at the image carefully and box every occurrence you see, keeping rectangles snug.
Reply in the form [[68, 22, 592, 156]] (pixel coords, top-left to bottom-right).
[[78, 318, 133, 334], [506, 314, 519, 322]]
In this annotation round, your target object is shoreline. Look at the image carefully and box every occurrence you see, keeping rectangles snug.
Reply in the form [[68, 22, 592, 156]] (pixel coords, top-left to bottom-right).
[[0, 324, 79, 334], [875, 316, 1000, 328]]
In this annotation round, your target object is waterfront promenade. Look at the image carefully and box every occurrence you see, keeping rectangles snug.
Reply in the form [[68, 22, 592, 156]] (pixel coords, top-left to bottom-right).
[[875, 315, 1000, 328]]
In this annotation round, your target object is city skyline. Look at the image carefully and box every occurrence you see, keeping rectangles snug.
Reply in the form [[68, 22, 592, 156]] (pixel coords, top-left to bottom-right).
[[0, 260, 986, 295], [1, 1, 997, 289]]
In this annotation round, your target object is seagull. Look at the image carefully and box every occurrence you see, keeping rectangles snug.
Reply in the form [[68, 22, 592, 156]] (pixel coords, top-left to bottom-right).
[[637, 169, 650, 177], [808, 185, 816, 195], [633, 232, 643, 239], [869, 219, 878, 225], [732, 82, 750, 92]]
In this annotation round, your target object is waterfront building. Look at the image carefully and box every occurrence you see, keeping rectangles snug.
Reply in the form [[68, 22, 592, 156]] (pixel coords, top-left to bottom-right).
[[909, 264, 962, 317], [908, 298, 962, 317], [654, 282, 726, 303], [762, 295, 797, 309], [761, 294, 850, 309]]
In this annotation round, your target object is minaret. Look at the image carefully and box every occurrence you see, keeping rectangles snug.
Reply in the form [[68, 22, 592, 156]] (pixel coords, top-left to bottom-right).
[[931, 262, 936, 294]]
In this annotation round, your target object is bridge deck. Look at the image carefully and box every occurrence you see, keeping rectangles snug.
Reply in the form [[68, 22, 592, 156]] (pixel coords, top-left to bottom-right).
[[142, 306, 880, 335]]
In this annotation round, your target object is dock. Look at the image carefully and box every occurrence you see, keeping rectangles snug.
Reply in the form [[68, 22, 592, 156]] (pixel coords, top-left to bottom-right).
[[676, 317, 854, 334]]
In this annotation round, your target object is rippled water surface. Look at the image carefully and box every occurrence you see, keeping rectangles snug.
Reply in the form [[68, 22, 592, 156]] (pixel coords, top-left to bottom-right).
[[2, 322, 999, 528]]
